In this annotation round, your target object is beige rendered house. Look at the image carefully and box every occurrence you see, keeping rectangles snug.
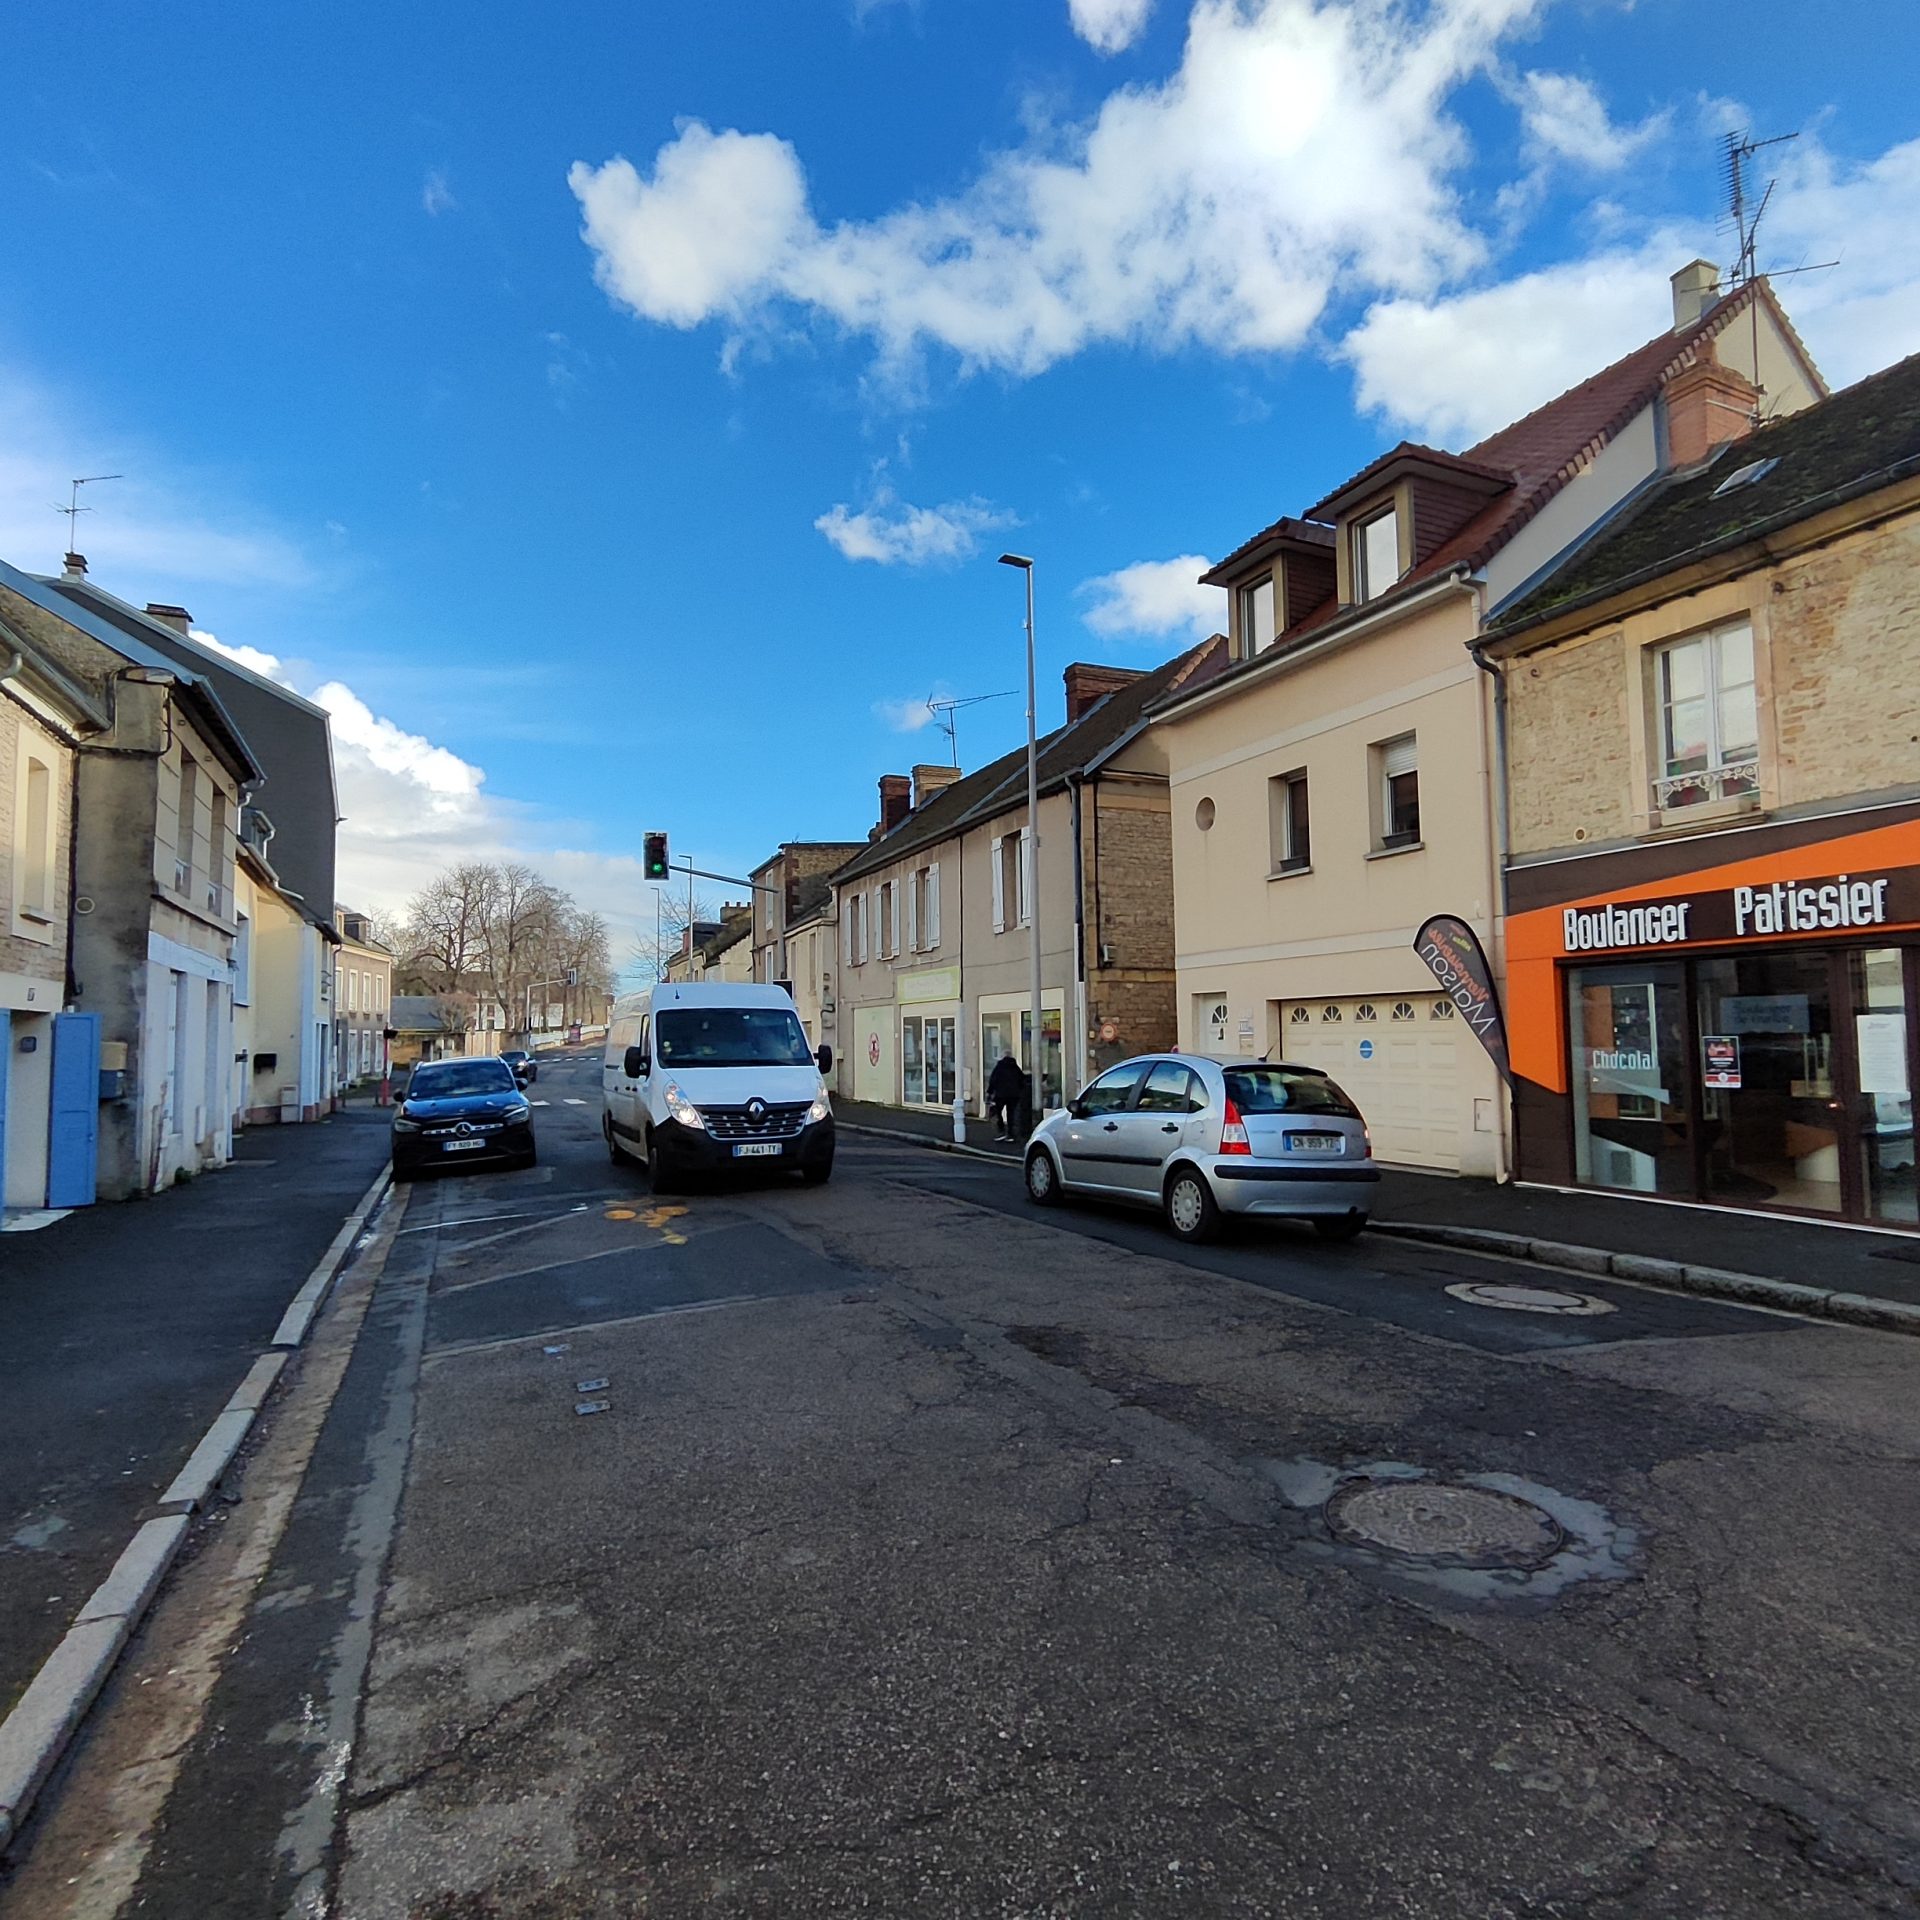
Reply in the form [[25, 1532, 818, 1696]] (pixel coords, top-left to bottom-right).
[[834, 646, 1225, 1116], [334, 907, 394, 1091], [1152, 264, 1824, 1177], [1485, 351, 1920, 1230]]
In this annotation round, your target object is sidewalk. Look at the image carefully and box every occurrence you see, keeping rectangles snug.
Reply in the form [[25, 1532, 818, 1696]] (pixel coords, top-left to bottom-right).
[[0, 1110, 391, 1721], [834, 1098, 1920, 1323]]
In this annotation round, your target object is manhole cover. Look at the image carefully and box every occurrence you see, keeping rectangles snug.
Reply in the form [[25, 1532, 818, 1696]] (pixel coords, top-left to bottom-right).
[[1325, 1480, 1566, 1569], [1444, 1281, 1615, 1317]]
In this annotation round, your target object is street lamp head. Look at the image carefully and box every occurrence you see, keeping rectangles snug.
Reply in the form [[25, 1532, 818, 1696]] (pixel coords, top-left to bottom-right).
[[997, 553, 1033, 570]]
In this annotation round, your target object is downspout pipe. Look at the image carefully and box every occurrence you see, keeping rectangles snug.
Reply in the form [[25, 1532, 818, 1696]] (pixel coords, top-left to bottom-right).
[[1468, 619, 1514, 1185], [1068, 771, 1088, 1096]]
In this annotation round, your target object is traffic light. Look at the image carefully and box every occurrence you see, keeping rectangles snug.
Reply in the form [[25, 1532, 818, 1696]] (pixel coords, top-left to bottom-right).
[[643, 830, 669, 881]]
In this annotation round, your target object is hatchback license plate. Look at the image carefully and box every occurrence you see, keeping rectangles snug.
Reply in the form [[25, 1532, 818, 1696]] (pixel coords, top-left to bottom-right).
[[733, 1142, 782, 1159], [1286, 1133, 1343, 1155], [442, 1138, 487, 1153]]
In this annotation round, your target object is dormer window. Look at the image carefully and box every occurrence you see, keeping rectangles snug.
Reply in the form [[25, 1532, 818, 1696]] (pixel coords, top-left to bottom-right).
[[1352, 505, 1400, 603], [1237, 575, 1276, 657]]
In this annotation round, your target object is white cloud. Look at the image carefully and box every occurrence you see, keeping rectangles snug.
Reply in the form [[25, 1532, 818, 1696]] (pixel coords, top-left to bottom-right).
[[1077, 555, 1222, 641], [815, 487, 1012, 565], [1342, 127, 1920, 444], [1341, 238, 1687, 444], [422, 168, 457, 216], [1514, 71, 1664, 172], [1070, 0, 1155, 55], [572, 0, 1540, 380], [873, 691, 938, 732], [188, 628, 286, 681], [0, 369, 313, 594]]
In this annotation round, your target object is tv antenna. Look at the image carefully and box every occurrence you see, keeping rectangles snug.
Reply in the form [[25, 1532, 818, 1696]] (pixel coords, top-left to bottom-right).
[[925, 688, 1016, 766], [52, 473, 122, 557]]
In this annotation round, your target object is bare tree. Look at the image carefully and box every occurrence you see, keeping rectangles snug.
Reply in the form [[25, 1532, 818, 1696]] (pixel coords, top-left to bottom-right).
[[401, 863, 498, 992], [628, 891, 729, 986]]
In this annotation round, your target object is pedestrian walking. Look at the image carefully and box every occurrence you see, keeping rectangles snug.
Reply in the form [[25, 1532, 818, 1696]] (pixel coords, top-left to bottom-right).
[[986, 1051, 1026, 1142]]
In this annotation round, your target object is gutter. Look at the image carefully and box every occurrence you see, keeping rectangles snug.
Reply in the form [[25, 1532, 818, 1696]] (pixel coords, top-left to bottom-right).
[[1149, 572, 1477, 727]]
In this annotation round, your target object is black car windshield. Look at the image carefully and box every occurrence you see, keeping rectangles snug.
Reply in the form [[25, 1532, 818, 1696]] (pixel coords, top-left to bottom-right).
[[408, 1060, 518, 1099], [656, 1008, 813, 1069], [1224, 1066, 1359, 1117], [501, 1051, 529, 1063]]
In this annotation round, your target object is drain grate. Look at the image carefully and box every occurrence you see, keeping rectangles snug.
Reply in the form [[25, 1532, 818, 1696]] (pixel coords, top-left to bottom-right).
[[1445, 1280, 1615, 1316], [1326, 1480, 1566, 1570]]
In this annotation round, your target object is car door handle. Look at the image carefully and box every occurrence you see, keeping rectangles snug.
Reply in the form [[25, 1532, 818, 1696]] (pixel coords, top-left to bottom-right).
[[1102, 1121, 1120, 1132], [1160, 1122, 1179, 1133]]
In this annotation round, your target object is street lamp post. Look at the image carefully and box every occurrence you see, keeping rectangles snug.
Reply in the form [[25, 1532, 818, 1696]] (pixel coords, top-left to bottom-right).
[[999, 552, 1044, 1131]]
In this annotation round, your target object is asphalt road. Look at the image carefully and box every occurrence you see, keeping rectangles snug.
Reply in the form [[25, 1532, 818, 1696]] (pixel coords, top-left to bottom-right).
[[8, 1048, 1920, 1918]]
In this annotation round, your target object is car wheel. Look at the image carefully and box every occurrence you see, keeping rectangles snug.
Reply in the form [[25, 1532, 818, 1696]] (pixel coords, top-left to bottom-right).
[[801, 1159, 833, 1187], [1024, 1147, 1060, 1206], [607, 1121, 626, 1166], [1312, 1213, 1367, 1242], [647, 1143, 679, 1195], [1163, 1166, 1220, 1244], [391, 1160, 413, 1184], [519, 1146, 539, 1170]]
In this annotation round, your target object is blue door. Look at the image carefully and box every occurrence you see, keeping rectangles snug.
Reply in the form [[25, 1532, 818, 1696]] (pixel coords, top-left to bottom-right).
[[48, 1012, 100, 1208]]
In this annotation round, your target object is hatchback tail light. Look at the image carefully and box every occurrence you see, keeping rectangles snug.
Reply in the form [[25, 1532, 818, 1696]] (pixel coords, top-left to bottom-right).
[[1220, 1096, 1252, 1156]]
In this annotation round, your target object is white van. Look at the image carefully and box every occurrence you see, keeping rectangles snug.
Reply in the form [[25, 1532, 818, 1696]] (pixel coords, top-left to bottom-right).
[[603, 983, 835, 1189]]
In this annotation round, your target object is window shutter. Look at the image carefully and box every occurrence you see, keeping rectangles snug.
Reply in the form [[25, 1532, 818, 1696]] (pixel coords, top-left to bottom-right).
[[867, 888, 878, 964], [991, 836, 1005, 932], [927, 864, 941, 948], [1382, 736, 1418, 779], [843, 895, 854, 967], [890, 881, 902, 960], [1019, 826, 1033, 926], [905, 870, 918, 953]]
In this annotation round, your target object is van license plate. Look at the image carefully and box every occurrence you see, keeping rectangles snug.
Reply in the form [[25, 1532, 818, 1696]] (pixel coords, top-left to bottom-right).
[[733, 1143, 782, 1159], [1286, 1134, 1342, 1155], [442, 1139, 487, 1153]]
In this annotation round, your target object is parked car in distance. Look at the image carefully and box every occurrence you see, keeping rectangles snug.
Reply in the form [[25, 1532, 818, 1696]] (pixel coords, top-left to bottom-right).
[[392, 1056, 537, 1180], [1024, 1052, 1378, 1244], [603, 983, 835, 1190], [500, 1048, 537, 1084]]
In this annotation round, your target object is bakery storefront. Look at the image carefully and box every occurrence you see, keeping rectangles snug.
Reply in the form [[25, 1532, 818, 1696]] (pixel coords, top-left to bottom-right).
[[1507, 815, 1920, 1229]]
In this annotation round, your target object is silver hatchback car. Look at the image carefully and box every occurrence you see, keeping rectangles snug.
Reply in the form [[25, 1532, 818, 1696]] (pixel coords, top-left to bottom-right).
[[1024, 1052, 1380, 1244]]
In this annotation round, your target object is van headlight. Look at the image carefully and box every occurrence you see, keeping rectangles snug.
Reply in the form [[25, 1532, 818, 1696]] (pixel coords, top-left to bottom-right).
[[663, 1080, 705, 1130], [807, 1089, 831, 1123]]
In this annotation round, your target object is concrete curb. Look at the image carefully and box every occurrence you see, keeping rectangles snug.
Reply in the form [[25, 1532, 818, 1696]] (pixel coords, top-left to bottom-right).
[[0, 1163, 392, 1858], [1374, 1220, 1920, 1335], [843, 1117, 1920, 1338], [273, 1166, 392, 1348], [839, 1121, 1018, 1169], [0, 1515, 190, 1854]]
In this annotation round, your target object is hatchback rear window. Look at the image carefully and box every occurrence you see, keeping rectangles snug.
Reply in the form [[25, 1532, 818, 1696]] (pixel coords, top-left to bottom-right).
[[1224, 1066, 1359, 1117]]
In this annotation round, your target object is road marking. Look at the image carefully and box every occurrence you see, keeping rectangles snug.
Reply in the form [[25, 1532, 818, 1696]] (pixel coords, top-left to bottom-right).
[[563, 1098, 588, 1106], [423, 1294, 777, 1361], [399, 1203, 590, 1236], [530, 1099, 551, 1107]]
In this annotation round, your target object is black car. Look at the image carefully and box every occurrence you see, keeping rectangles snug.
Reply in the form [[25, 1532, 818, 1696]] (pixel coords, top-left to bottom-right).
[[392, 1057, 536, 1179], [500, 1048, 538, 1083]]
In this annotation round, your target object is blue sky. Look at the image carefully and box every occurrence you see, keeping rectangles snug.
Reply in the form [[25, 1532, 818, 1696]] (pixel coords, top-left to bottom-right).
[[5, 0, 1919, 968]]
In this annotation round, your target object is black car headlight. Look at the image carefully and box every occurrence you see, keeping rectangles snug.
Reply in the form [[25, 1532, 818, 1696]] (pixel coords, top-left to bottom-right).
[[393, 1111, 422, 1134]]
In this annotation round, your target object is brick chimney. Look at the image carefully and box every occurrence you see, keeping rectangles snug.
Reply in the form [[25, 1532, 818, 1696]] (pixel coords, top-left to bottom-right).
[[1671, 259, 1721, 334], [1664, 354, 1760, 469], [1063, 662, 1142, 723], [877, 773, 912, 835], [911, 763, 962, 810], [62, 552, 87, 579], [144, 603, 193, 635]]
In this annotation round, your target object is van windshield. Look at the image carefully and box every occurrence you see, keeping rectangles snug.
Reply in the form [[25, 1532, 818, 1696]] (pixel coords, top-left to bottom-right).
[[656, 1007, 814, 1070]]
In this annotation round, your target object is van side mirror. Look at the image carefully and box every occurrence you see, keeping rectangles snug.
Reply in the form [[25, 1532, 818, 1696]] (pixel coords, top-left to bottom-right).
[[815, 1044, 833, 1074], [623, 1045, 646, 1078]]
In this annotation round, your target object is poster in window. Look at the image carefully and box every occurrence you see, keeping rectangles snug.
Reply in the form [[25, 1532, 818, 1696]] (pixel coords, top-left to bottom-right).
[[1855, 1013, 1910, 1097], [1702, 1034, 1742, 1089]]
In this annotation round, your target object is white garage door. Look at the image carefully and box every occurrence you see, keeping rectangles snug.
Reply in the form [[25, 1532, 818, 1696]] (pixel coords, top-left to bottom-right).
[[1276, 994, 1462, 1171]]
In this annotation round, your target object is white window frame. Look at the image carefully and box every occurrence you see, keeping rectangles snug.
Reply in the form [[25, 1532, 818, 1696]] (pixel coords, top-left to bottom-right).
[[1237, 573, 1276, 658], [14, 748, 56, 933], [1375, 734, 1420, 848], [1352, 504, 1399, 603], [1017, 826, 1033, 928], [1268, 769, 1310, 873], [1652, 620, 1759, 812]]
